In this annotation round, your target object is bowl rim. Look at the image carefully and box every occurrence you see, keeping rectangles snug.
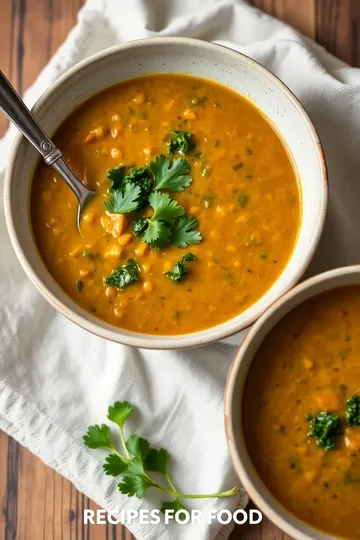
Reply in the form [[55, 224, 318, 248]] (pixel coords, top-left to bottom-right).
[[4, 36, 328, 349], [225, 264, 360, 540]]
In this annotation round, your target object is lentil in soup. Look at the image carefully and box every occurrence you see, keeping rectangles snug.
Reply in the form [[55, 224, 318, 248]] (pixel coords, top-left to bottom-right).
[[244, 286, 360, 539], [31, 74, 300, 334]]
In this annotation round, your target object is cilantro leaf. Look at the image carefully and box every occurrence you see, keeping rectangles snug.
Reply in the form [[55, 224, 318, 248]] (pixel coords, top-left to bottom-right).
[[107, 401, 133, 429], [125, 166, 152, 206], [142, 220, 171, 248], [106, 165, 152, 210], [104, 183, 142, 214], [165, 253, 197, 283], [150, 192, 185, 223], [167, 131, 195, 155], [83, 424, 112, 450], [171, 216, 202, 248], [132, 217, 148, 237], [103, 454, 128, 476], [145, 448, 170, 474], [160, 499, 189, 518], [150, 155, 192, 192], [126, 435, 150, 460], [104, 259, 139, 289], [141, 192, 185, 248], [127, 456, 146, 476], [118, 475, 156, 499]]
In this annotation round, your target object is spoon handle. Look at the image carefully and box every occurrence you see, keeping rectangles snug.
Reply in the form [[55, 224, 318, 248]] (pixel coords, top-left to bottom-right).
[[0, 70, 62, 165]]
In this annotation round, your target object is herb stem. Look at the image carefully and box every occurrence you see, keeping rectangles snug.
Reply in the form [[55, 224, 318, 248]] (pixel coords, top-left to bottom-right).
[[144, 473, 170, 494], [173, 487, 240, 500], [165, 473, 177, 493], [118, 427, 131, 460], [110, 446, 128, 463]]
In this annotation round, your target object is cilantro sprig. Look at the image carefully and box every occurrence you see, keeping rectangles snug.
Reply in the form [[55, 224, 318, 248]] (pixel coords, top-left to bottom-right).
[[103, 140, 203, 250], [84, 401, 239, 514], [104, 183, 142, 214], [140, 192, 184, 248]]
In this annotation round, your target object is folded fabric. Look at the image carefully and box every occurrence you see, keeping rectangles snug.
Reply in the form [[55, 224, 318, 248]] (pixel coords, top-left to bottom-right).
[[1, 1, 360, 540]]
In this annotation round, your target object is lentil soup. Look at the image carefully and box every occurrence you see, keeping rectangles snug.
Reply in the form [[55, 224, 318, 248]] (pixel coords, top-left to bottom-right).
[[31, 74, 300, 335], [243, 286, 360, 539]]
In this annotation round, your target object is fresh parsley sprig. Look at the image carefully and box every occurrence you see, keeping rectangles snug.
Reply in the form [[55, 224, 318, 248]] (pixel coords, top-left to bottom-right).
[[84, 401, 240, 514]]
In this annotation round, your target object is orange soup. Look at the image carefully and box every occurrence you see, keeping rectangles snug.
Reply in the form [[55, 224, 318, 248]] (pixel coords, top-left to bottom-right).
[[244, 286, 360, 539], [31, 74, 300, 334]]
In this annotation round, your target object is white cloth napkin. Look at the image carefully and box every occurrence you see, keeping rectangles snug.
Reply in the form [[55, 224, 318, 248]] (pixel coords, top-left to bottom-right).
[[1, 1, 360, 540]]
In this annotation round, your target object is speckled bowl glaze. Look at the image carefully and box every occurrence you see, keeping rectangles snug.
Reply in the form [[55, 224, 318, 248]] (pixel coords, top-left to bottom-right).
[[4, 37, 327, 349], [225, 265, 360, 540]]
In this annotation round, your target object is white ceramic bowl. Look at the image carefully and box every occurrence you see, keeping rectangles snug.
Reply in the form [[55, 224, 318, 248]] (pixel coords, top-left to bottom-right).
[[4, 37, 327, 349], [225, 265, 360, 540]]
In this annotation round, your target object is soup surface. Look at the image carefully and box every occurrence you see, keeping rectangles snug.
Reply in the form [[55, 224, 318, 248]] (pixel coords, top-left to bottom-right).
[[244, 286, 360, 539], [31, 74, 300, 334]]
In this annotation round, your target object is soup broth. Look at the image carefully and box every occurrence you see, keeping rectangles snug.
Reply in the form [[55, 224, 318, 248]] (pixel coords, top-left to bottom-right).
[[31, 74, 300, 334]]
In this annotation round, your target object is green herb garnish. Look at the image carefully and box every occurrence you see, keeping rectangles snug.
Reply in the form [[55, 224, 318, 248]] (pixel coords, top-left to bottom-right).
[[238, 194, 249, 208], [84, 401, 239, 512], [307, 412, 342, 451], [202, 193, 215, 208], [170, 216, 202, 248], [167, 131, 195, 155], [141, 192, 185, 248], [233, 163, 243, 171], [104, 183, 142, 214], [132, 217, 148, 237], [165, 253, 197, 283], [76, 280, 84, 292], [150, 155, 192, 192], [105, 165, 152, 212], [104, 259, 140, 289], [345, 396, 360, 426]]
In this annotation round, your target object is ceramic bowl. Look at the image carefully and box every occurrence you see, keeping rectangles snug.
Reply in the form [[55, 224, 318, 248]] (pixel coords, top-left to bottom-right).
[[4, 37, 327, 349], [225, 265, 360, 540]]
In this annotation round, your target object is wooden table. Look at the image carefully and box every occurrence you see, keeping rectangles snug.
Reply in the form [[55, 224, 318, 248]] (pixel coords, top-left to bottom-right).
[[0, 1, 359, 538]]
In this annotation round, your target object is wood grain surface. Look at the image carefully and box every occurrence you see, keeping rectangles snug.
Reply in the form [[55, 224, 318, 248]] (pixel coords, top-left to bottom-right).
[[1, 0, 359, 538]]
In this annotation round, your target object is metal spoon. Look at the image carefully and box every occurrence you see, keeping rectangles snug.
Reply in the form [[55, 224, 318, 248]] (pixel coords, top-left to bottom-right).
[[0, 70, 95, 232]]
